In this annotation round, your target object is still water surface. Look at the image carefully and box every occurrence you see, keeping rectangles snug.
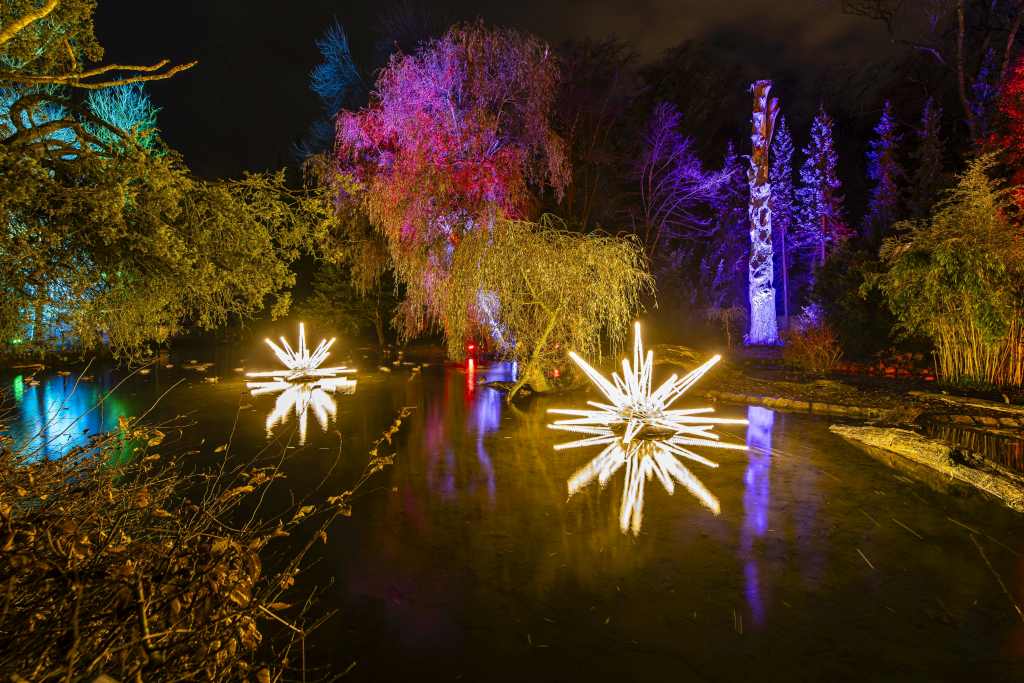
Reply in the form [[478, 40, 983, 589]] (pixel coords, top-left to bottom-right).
[[3, 357, 1023, 681]]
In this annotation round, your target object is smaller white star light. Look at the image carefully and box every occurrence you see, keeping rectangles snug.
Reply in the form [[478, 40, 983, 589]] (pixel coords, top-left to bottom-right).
[[245, 322, 357, 443], [245, 322, 354, 382], [548, 322, 747, 445]]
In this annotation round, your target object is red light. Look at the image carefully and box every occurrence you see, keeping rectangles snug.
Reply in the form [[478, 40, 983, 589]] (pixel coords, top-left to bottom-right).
[[552, 368, 561, 378], [468, 343, 476, 351]]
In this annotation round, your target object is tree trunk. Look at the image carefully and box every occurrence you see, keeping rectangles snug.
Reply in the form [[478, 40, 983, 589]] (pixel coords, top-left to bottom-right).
[[746, 80, 781, 345], [506, 302, 561, 403]]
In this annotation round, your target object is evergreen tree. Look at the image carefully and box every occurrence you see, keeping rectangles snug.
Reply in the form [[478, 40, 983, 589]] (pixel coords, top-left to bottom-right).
[[769, 115, 795, 321], [863, 100, 905, 244], [908, 97, 945, 218], [796, 105, 847, 271], [701, 141, 748, 311]]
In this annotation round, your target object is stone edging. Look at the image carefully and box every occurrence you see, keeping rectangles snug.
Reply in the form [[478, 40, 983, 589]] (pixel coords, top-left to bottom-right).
[[702, 390, 892, 420]]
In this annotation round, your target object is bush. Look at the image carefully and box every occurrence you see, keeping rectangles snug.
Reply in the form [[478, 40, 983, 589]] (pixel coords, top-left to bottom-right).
[[873, 156, 1024, 388], [782, 305, 842, 374]]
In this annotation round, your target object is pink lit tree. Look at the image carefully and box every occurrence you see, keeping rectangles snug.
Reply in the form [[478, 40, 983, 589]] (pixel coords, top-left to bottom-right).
[[334, 22, 569, 341]]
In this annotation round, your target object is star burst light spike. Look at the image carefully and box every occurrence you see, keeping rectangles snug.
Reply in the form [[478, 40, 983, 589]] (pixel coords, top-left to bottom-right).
[[246, 322, 353, 382], [550, 323, 746, 444]]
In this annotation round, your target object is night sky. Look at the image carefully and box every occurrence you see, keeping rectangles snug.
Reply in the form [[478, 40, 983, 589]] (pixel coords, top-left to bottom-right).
[[94, 1, 899, 179]]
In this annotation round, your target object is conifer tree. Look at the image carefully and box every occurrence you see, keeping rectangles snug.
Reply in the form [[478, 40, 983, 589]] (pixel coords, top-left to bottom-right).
[[863, 100, 905, 244], [796, 105, 847, 270], [908, 97, 945, 219], [769, 114, 795, 321]]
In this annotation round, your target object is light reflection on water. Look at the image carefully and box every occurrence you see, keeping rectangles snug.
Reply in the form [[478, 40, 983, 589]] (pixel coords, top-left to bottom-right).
[[4, 372, 129, 460], [2, 360, 1023, 679]]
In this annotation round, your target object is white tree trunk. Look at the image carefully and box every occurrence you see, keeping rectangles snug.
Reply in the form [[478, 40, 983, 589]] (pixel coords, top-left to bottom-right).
[[746, 80, 780, 345]]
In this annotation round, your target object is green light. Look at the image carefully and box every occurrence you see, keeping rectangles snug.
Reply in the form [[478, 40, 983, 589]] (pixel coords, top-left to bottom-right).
[[12, 375, 24, 402]]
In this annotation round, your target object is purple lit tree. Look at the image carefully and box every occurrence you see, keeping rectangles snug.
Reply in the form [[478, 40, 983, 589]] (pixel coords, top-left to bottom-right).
[[863, 100, 905, 244], [796, 105, 847, 270], [745, 80, 780, 345], [769, 115, 795, 322], [334, 21, 569, 342], [634, 100, 730, 257]]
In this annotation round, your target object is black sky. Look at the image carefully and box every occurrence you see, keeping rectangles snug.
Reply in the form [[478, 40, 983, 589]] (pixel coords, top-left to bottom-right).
[[94, 1, 899, 178]]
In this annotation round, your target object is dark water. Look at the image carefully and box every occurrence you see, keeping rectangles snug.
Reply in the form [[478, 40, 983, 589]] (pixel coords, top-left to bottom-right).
[[3, 355, 1024, 681]]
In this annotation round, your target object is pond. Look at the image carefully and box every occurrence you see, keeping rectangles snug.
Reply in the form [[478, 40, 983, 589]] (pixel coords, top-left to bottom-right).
[[3, 352, 1023, 681]]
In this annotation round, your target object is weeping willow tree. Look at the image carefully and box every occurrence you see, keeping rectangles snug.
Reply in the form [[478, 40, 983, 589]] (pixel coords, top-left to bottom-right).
[[875, 156, 1024, 387], [440, 217, 653, 400]]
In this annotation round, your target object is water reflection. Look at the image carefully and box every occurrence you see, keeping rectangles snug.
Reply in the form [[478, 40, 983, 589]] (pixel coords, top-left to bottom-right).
[[4, 372, 128, 460], [742, 406, 775, 627], [423, 362, 514, 502], [567, 436, 723, 534], [247, 377, 356, 445]]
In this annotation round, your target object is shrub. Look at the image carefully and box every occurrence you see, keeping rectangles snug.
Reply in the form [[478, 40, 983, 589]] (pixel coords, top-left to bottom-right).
[[782, 304, 842, 374]]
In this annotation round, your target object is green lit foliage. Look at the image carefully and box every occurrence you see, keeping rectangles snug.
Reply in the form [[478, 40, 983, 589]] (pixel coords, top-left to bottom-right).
[[0, 145, 319, 359], [875, 156, 1024, 387], [439, 216, 653, 399]]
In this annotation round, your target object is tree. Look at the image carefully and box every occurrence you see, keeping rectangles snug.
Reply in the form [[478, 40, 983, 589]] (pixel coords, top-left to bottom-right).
[[334, 21, 569, 344], [746, 80, 781, 345], [439, 216, 652, 401], [700, 142, 748, 312], [908, 97, 946, 218], [296, 20, 364, 159], [1, 1, 320, 359], [875, 155, 1024, 387], [633, 101, 731, 259], [863, 100, 905, 244], [769, 115, 796, 321], [796, 105, 848, 270], [987, 54, 1024, 207], [843, 0, 1024, 142], [85, 82, 160, 150]]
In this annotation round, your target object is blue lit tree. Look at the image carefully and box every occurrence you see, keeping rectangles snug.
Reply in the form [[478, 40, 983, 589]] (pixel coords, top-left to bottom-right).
[[297, 20, 364, 158], [85, 82, 160, 149], [769, 114, 795, 321], [863, 100, 905, 244], [796, 105, 847, 270]]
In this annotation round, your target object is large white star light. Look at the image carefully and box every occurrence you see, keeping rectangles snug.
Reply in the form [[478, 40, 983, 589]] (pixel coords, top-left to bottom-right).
[[549, 322, 746, 445], [549, 322, 747, 532], [245, 322, 354, 382]]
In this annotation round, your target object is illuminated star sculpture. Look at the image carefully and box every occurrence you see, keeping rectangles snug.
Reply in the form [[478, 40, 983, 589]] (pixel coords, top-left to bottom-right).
[[245, 322, 356, 443], [549, 322, 747, 533], [548, 322, 746, 444], [245, 322, 354, 382]]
